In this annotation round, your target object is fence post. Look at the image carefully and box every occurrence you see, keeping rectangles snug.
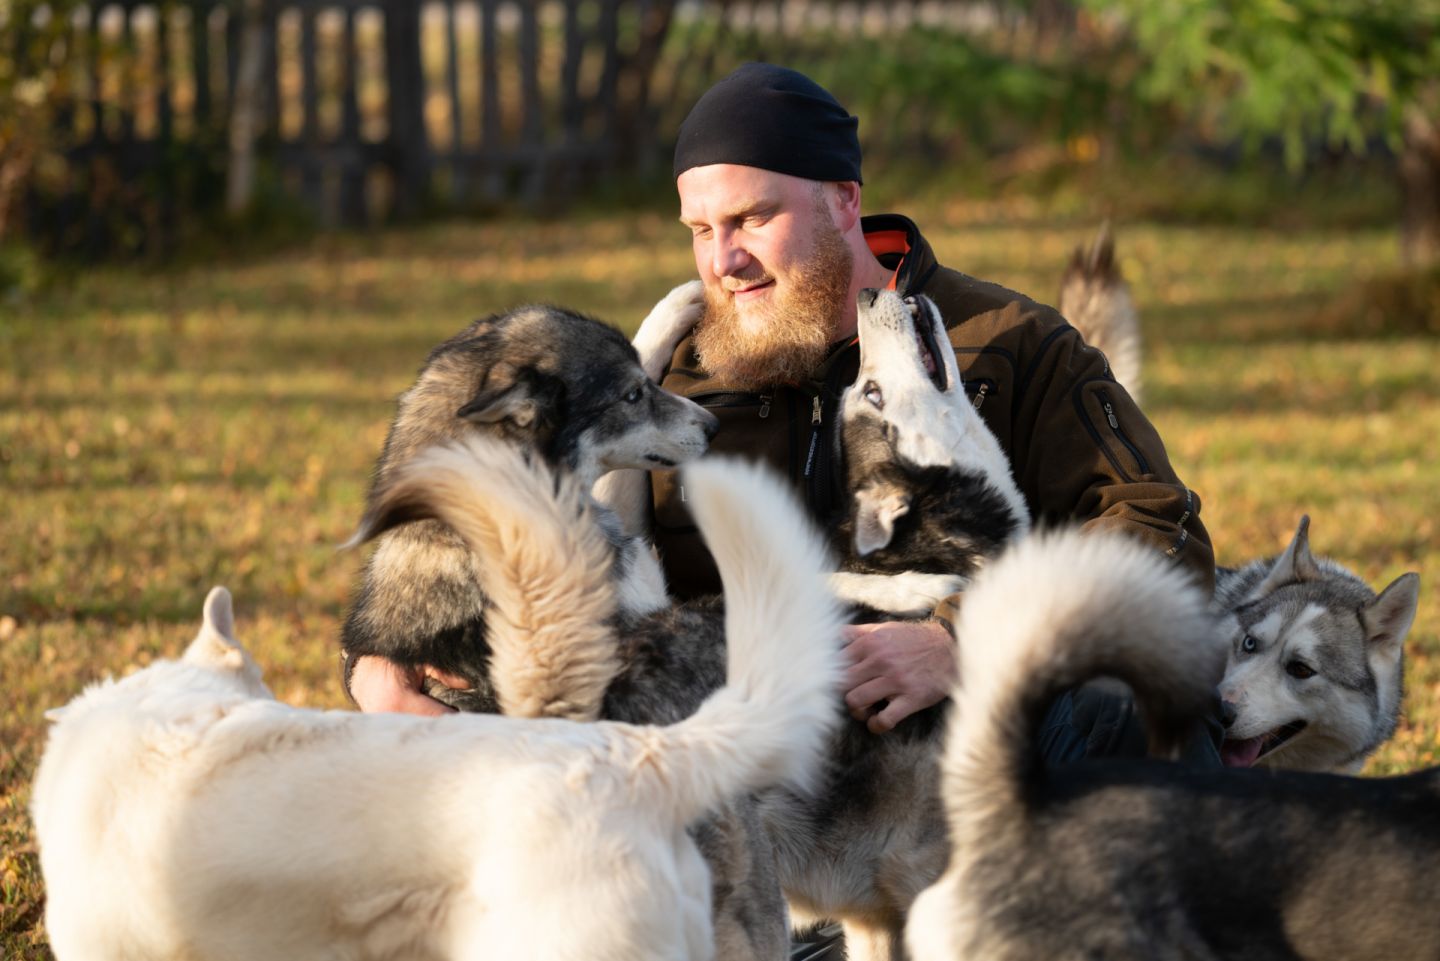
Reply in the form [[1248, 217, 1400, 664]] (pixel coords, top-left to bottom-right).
[[384, 0, 428, 216]]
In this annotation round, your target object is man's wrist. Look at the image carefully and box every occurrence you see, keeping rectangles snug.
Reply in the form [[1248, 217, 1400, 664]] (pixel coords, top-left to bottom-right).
[[931, 591, 963, 640]]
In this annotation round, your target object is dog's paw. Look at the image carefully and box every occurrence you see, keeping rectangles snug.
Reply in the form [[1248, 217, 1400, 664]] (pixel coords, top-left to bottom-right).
[[828, 572, 968, 618], [633, 280, 704, 380]]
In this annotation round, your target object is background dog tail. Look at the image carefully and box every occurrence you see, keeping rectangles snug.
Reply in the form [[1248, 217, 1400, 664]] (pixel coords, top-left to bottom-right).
[[643, 457, 846, 821], [345, 436, 619, 721], [1057, 222, 1144, 404], [941, 528, 1221, 846]]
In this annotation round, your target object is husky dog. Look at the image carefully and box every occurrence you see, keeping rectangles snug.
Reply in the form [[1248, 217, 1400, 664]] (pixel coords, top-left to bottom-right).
[[1057, 222, 1143, 404], [34, 444, 844, 961], [757, 290, 1029, 961], [342, 283, 718, 713], [906, 528, 1440, 961], [1215, 515, 1421, 772]]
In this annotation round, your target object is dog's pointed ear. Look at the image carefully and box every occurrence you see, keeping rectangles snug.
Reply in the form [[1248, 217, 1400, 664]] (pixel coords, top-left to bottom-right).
[[457, 364, 542, 429], [853, 482, 911, 557], [183, 586, 247, 672], [1252, 515, 1321, 598], [1362, 572, 1420, 661]]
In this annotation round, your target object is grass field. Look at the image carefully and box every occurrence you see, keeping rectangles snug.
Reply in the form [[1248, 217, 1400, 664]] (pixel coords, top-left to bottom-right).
[[3, 199, 1438, 957]]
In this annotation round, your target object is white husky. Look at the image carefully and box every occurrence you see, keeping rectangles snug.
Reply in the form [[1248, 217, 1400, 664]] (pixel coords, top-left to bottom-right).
[[32, 444, 844, 961]]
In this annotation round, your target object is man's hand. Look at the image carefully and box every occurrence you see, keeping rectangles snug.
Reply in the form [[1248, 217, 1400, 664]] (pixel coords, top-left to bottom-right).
[[348, 654, 471, 716], [842, 619, 957, 734]]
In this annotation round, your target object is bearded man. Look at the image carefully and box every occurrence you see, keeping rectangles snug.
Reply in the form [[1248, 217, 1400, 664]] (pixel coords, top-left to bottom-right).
[[349, 63, 1220, 769]]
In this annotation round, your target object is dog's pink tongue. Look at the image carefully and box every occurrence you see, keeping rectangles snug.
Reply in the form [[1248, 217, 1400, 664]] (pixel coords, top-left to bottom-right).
[[1221, 737, 1264, 768]]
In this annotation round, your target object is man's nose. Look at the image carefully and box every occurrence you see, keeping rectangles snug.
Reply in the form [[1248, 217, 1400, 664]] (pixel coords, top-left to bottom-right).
[[710, 228, 749, 278]]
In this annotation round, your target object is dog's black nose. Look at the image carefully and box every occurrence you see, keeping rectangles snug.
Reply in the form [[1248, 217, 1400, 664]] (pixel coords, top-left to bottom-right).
[[859, 288, 881, 309], [701, 410, 720, 440], [1219, 700, 1238, 729]]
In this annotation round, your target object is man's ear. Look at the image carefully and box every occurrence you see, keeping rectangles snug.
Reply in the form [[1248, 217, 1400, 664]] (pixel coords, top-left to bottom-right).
[[853, 482, 910, 557], [1249, 515, 1321, 599], [456, 365, 542, 429], [830, 180, 863, 233]]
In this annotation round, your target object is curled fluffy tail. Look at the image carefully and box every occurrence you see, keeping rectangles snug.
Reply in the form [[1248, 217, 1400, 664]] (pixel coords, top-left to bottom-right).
[[942, 529, 1222, 848], [345, 436, 619, 721], [645, 457, 847, 821]]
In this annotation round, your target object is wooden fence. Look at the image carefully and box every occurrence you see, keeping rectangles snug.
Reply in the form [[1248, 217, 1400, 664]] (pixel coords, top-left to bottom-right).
[[21, 0, 974, 249]]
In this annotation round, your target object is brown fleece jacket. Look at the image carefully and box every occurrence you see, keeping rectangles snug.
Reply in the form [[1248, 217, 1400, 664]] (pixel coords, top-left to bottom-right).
[[650, 213, 1213, 602]]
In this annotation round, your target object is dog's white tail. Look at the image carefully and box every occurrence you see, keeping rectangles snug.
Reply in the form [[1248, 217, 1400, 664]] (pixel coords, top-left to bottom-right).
[[941, 529, 1221, 848], [348, 436, 619, 721], [637, 457, 847, 821]]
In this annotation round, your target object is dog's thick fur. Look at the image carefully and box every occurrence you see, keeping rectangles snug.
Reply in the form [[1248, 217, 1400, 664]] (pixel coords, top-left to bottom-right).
[[1057, 222, 1143, 404], [34, 445, 844, 961], [342, 284, 717, 712], [906, 529, 1440, 961], [1215, 515, 1420, 772]]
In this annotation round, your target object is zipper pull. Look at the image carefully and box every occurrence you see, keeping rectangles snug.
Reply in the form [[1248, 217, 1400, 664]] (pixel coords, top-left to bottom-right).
[[1103, 401, 1119, 429], [972, 383, 989, 411], [759, 395, 772, 419], [811, 395, 822, 426]]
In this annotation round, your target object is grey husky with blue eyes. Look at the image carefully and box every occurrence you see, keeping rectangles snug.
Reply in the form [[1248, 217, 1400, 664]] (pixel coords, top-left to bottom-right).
[[1214, 515, 1420, 772]]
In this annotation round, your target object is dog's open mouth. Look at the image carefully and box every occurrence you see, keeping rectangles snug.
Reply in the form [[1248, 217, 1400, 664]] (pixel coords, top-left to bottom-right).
[[1220, 719, 1307, 768], [913, 320, 948, 392]]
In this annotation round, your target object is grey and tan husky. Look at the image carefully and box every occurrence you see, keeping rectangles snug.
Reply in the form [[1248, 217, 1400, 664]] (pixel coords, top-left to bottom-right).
[[341, 283, 717, 712], [1215, 515, 1420, 772], [906, 528, 1440, 961]]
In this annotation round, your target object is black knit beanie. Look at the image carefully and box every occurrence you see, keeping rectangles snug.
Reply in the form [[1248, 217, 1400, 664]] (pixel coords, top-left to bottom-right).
[[673, 63, 862, 184]]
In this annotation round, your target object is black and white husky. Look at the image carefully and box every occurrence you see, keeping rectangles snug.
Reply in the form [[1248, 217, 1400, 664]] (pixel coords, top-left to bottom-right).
[[906, 528, 1440, 961], [590, 287, 1031, 961]]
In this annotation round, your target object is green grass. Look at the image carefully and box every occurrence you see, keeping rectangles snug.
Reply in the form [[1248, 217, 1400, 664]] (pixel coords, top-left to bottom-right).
[[3, 203, 1438, 957]]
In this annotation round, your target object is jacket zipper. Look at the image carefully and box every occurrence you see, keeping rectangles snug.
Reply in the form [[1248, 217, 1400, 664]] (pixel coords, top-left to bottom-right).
[[803, 395, 822, 480], [965, 378, 996, 411], [1097, 389, 1150, 475]]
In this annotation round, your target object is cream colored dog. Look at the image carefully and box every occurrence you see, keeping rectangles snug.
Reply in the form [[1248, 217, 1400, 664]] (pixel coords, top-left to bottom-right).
[[33, 445, 844, 961]]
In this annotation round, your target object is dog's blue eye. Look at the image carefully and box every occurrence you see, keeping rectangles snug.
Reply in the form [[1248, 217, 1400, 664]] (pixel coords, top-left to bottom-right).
[[864, 381, 884, 408], [1240, 634, 1258, 653], [1286, 661, 1316, 680], [624, 387, 643, 403]]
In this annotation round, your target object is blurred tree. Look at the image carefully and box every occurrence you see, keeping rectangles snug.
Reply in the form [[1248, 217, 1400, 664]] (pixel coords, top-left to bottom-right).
[[0, 0, 83, 245], [1081, 0, 1440, 264]]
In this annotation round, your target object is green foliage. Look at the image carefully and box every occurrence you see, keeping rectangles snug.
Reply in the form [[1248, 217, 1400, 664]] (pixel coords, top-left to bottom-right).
[[1084, 0, 1440, 166]]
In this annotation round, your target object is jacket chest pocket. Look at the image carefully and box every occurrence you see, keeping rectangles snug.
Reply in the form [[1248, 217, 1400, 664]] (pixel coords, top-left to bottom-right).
[[653, 392, 793, 533], [1074, 381, 1152, 482]]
